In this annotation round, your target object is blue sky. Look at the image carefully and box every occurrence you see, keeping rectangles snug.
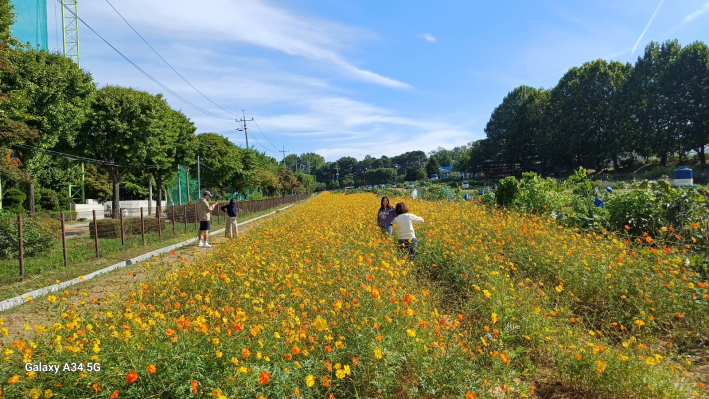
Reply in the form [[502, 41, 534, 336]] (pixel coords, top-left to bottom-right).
[[42, 0, 709, 162]]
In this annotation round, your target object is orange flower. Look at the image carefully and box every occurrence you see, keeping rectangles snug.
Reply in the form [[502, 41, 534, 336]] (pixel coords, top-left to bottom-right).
[[322, 375, 331, 387], [125, 371, 138, 383], [575, 354, 582, 360], [110, 391, 119, 399], [466, 392, 477, 399], [258, 371, 271, 385], [325, 345, 332, 353], [190, 381, 198, 394], [675, 313, 683, 319], [92, 383, 101, 392], [8, 375, 19, 384], [147, 364, 156, 374], [165, 329, 175, 336], [242, 348, 251, 358], [624, 225, 630, 230], [292, 345, 301, 355]]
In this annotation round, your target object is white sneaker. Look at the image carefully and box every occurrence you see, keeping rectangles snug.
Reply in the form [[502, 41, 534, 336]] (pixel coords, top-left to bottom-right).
[[203, 242, 211, 248], [198, 241, 204, 247]]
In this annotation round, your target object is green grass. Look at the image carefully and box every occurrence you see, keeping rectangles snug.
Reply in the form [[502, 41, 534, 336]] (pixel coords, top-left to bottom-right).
[[0, 203, 303, 301]]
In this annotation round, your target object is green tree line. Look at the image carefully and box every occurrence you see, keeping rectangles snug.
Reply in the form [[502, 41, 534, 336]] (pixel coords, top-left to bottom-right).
[[457, 39, 709, 175], [0, 0, 311, 217]]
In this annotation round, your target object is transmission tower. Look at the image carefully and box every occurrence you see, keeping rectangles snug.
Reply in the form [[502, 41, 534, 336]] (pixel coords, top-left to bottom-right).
[[61, 0, 80, 66]]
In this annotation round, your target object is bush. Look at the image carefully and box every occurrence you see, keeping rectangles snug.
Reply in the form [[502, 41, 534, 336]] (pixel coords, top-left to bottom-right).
[[517, 172, 568, 213], [89, 219, 122, 239], [495, 176, 519, 207], [3, 188, 26, 213], [38, 188, 60, 211], [0, 215, 60, 259]]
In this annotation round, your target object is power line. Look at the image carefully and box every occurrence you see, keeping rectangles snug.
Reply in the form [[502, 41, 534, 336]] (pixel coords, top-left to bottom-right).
[[103, 0, 239, 118], [252, 119, 280, 152], [12, 144, 160, 169], [56, 0, 232, 121]]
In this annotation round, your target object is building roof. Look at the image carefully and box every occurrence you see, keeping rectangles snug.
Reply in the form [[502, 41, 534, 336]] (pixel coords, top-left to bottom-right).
[[440, 166, 454, 172]]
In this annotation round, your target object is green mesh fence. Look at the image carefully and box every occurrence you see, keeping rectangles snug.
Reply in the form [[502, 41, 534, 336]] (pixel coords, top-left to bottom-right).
[[10, 0, 48, 50], [169, 166, 200, 205]]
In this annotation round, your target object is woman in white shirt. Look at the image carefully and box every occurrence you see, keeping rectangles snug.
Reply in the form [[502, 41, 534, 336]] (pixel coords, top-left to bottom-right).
[[392, 202, 424, 261]]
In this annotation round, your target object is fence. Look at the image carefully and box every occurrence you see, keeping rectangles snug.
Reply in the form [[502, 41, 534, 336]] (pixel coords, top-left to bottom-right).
[[0, 194, 311, 284]]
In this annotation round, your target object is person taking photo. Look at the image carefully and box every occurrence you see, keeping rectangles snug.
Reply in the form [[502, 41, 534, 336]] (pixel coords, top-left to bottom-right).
[[197, 191, 217, 247]]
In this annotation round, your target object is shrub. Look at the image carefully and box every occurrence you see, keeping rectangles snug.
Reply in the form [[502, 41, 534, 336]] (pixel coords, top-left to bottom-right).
[[0, 215, 60, 259], [517, 172, 568, 213], [89, 219, 122, 239], [606, 189, 664, 236], [38, 188, 60, 211], [3, 188, 26, 213], [495, 176, 519, 207]]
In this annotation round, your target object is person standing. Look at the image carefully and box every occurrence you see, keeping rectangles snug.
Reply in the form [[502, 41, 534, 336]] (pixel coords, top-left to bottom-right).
[[197, 191, 217, 247], [221, 199, 239, 239], [392, 202, 424, 261], [377, 196, 395, 235]]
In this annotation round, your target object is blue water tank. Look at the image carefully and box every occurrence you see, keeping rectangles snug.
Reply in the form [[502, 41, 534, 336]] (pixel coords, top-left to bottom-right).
[[464, 193, 470, 201], [479, 189, 485, 195], [606, 186, 613, 193], [674, 167, 693, 186]]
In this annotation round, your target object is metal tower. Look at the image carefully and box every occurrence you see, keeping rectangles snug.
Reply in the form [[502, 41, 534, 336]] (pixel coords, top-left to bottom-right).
[[61, 0, 80, 66]]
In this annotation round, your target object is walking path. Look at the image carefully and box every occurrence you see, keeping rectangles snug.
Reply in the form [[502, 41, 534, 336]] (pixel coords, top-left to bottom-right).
[[0, 203, 297, 312]]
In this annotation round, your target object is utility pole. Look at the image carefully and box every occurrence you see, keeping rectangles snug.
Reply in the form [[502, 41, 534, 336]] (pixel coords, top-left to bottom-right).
[[236, 110, 254, 150], [279, 146, 290, 168], [197, 156, 201, 196]]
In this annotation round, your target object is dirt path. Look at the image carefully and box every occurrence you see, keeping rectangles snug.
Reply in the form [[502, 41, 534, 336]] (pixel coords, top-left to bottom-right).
[[0, 222, 259, 345]]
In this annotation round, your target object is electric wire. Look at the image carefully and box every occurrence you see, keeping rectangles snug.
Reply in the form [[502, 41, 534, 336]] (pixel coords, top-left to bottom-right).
[[103, 0, 240, 118], [252, 119, 280, 152], [12, 144, 160, 169], [55, 0, 233, 121]]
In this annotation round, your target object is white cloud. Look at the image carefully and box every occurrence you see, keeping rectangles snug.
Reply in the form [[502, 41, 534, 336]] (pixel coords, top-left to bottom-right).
[[87, 0, 410, 89], [682, 1, 709, 24], [420, 33, 436, 42]]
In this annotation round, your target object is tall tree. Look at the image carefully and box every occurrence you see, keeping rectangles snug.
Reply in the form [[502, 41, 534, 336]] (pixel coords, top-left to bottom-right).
[[76, 86, 168, 218], [425, 156, 440, 177], [195, 133, 242, 197], [148, 107, 196, 215], [624, 40, 682, 165], [0, 48, 95, 213], [547, 60, 632, 170], [299, 152, 325, 174], [662, 41, 709, 163]]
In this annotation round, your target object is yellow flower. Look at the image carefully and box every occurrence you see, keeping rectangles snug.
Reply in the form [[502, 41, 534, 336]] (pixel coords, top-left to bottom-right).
[[47, 295, 57, 304], [374, 348, 383, 360], [305, 374, 315, 387], [634, 320, 645, 327], [491, 313, 499, 323], [406, 329, 416, 337], [44, 390, 54, 399], [595, 361, 606, 373], [29, 388, 41, 399], [335, 368, 347, 379], [312, 316, 328, 332]]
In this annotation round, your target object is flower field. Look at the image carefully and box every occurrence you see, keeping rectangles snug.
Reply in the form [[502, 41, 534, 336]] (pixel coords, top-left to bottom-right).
[[1, 192, 707, 398]]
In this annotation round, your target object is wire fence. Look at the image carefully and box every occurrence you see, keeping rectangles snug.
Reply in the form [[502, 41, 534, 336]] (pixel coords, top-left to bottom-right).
[[0, 194, 311, 287]]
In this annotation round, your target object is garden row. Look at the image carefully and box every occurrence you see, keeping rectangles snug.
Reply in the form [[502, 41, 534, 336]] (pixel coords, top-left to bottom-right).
[[0, 192, 706, 398]]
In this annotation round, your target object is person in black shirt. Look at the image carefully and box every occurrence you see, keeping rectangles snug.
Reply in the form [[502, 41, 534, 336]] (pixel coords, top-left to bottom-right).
[[220, 199, 239, 239]]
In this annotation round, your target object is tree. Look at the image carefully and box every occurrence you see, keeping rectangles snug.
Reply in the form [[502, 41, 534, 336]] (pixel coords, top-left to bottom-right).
[[625, 40, 682, 165], [294, 171, 316, 193], [0, 0, 36, 175], [76, 87, 169, 218], [195, 133, 242, 198], [662, 41, 709, 164], [278, 169, 300, 194], [335, 156, 358, 176], [283, 153, 300, 172], [425, 157, 440, 177], [300, 152, 325, 174], [148, 108, 196, 215], [405, 165, 425, 181], [547, 60, 632, 170], [0, 48, 95, 213], [256, 169, 280, 196]]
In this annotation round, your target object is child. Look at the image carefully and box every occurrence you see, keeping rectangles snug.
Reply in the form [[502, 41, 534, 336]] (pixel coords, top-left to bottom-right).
[[392, 202, 424, 261], [220, 199, 239, 239], [377, 196, 395, 235]]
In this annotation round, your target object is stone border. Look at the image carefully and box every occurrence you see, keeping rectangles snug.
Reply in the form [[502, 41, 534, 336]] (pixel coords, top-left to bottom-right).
[[0, 204, 296, 312]]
